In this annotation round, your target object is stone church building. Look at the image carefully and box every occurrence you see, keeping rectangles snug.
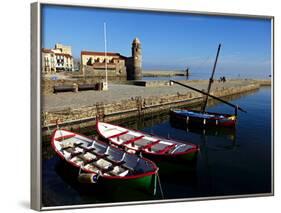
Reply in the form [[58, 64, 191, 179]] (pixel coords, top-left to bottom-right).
[[81, 38, 142, 80]]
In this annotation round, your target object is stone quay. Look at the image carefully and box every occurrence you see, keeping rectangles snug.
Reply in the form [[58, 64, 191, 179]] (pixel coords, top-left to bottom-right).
[[41, 79, 271, 136]]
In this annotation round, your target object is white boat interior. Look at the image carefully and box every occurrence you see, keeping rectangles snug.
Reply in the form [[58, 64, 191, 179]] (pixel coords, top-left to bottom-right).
[[53, 129, 156, 177], [97, 122, 196, 155]]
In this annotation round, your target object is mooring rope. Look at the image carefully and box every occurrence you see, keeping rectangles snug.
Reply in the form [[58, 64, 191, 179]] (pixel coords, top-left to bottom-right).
[[157, 172, 164, 199], [78, 166, 82, 175], [151, 111, 154, 134], [56, 119, 65, 142], [47, 125, 52, 135]]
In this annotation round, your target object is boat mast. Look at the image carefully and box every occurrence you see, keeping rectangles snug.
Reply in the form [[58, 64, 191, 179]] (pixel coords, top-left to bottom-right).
[[170, 80, 246, 113], [104, 22, 108, 90], [201, 44, 221, 113]]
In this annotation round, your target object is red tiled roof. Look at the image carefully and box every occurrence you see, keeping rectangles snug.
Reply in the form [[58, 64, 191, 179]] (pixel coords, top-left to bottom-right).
[[42, 48, 72, 58], [42, 48, 54, 53], [55, 53, 72, 58]]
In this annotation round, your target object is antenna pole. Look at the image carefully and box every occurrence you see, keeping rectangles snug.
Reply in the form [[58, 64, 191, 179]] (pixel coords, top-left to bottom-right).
[[104, 22, 108, 90]]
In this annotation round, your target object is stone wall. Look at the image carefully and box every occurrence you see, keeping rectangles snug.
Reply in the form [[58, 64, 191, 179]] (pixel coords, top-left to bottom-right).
[[133, 79, 209, 87], [133, 80, 171, 87], [143, 70, 190, 76], [42, 82, 260, 134], [83, 65, 127, 77], [255, 79, 272, 86], [42, 78, 100, 95]]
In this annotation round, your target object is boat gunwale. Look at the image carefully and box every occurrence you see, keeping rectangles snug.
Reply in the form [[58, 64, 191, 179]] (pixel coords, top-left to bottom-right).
[[50, 129, 158, 180], [170, 109, 236, 128], [96, 121, 199, 157], [170, 108, 236, 120]]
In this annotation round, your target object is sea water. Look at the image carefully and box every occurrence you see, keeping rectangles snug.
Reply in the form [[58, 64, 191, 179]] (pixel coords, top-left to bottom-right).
[[42, 86, 272, 206]]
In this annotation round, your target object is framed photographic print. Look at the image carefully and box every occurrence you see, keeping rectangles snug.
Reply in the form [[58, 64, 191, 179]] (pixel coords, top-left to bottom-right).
[[31, 1, 274, 211]]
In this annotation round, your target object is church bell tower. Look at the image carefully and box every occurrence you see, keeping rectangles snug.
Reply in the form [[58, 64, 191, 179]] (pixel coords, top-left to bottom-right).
[[129, 37, 142, 80]]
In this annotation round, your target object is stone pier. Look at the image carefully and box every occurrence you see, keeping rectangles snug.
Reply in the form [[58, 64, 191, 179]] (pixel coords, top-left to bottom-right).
[[41, 79, 270, 136]]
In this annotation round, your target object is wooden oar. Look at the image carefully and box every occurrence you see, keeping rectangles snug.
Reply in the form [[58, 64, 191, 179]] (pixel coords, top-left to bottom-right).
[[170, 80, 247, 113]]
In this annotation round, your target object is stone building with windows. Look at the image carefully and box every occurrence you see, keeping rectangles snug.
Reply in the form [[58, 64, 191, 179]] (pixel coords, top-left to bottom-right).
[[42, 48, 56, 73], [81, 38, 142, 80], [41, 43, 74, 73], [81, 51, 127, 77]]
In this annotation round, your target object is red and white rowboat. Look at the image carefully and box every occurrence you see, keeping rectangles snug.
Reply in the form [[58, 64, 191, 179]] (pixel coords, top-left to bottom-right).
[[96, 121, 199, 160], [51, 129, 158, 189]]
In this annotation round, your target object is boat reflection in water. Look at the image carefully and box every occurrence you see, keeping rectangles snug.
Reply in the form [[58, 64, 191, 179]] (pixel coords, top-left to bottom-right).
[[170, 118, 237, 143]]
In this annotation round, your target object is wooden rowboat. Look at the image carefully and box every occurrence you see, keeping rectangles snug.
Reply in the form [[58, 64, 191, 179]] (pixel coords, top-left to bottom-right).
[[51, 129, 158, 192], [170, 115, 236, 141], [169, 45, 245, 129], [170, 108, 237, 128], [96, 121, 199, 161]]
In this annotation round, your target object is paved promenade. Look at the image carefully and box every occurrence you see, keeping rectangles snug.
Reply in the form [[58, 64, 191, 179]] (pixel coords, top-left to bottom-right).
[[42, 79, 263, 112]]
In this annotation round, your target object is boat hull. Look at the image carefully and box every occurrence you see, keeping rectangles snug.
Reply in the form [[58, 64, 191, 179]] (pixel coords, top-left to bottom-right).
[[170, 109, 236, 128], [102, 173, 157, 193], [142, 151, 198, 174], [170, 118, 236, 140], [142, 150, 197, 163], [56, 159, 157, 194]]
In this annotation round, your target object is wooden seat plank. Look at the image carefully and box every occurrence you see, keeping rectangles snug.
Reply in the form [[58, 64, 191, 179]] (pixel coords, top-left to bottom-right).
[[157, 144, 177, 154], [108, 131, 129, 139], [141, 140, 161, 151], [123, 135, 144, 145], [55, 134, 76, 141]]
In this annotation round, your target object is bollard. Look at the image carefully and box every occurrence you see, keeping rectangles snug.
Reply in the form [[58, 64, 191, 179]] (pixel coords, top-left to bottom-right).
[[73, 83, 78, 92]]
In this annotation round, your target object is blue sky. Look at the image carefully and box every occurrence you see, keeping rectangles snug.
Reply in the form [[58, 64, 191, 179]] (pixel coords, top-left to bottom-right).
[[42, 5, 272, 78]]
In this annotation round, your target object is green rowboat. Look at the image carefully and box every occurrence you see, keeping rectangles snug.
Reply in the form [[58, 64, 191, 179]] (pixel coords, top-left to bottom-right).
[[51, 129, 158, 192]]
